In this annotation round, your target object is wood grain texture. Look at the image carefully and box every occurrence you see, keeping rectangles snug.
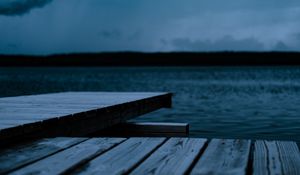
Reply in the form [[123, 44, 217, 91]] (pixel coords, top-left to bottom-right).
[[130, 137, 207, 175], [0, 137, 86, 174], [253, 140, 300, 175], [117, 122, 189, 132], [74, 137, 166, 175], [0, 92, 170, 105], [0, 92, 172, 146], [10, 137, 126, 175], [191, 139, 251, 175], [94, 122, 189, 137]]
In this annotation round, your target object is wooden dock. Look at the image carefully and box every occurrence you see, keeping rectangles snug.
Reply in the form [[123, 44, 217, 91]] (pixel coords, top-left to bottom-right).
[[0, 92, 299, 175], [0, 137, 299, 175], [0, 92, 171, 146]]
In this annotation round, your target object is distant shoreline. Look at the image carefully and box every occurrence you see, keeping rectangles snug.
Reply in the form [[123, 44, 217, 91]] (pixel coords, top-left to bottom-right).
[[1, 51, 300, 66]]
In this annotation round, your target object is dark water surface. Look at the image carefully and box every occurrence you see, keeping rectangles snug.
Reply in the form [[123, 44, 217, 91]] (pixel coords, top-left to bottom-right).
[[1, 67, 300, 143]]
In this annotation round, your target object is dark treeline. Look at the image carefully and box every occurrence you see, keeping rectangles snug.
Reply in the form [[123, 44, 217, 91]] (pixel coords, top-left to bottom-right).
[[1, 52, 300, 66]]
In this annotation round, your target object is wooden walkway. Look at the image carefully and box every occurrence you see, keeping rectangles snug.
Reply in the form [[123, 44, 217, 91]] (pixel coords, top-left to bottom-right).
[[0, 92, 171, 146], [0, 92, 299, 174], [0, 137, 299, 175]]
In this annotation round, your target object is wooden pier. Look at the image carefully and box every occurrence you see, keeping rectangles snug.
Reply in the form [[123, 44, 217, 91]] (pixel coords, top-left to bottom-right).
[[1, 137, 299, 175], [0, 92, 171, 145], [0, 92, 299, 175]]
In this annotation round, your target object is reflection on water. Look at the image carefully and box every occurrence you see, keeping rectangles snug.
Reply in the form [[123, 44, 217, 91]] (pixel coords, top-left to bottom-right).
[[1, 66, 300, 143]]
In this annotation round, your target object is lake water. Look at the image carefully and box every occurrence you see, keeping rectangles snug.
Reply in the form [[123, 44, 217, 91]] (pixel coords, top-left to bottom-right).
[[1, 67, 300, 143]]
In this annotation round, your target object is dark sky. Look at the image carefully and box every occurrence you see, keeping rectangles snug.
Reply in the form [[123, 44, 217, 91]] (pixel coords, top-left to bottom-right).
[[0, 0, 300, 55]]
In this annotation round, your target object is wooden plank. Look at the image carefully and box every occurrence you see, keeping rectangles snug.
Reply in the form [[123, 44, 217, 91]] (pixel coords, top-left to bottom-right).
[[0, 92, 172, 146], [0, 119, 37, 125], [0, 108, 90, 113], [0, 137, 87, 174], [0, 119, 38, 130], [253, 140, 300, 175], [131, 138, 207, 175], [93, 122, 189, 137], [0, 92, 171, 108], [0, 123, 18, 130], [0, 106, 104, 113], [0, 92, 171, 105], [10, 137, 126, 175], [0, 103, 101, 109], [191, 139, 251, 175], [0, 113, 69, 120], [74, 137, 166, 175]]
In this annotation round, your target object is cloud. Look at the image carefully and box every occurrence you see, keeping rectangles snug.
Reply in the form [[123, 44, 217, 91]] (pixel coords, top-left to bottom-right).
[[171, 36, 265, 51], [0, 0, 53, 16], [272, 41, 290, 51], [271, 33, 300, 51], [0, 0, 300, 54], [98, 30, 122, 40], [290, 33, 300, 49]]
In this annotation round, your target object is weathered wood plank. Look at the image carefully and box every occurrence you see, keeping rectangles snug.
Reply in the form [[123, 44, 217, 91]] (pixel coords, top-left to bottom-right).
[[0, 92, 171, 109], [74, 137, 166, 175], [0, 120, 37, 130], [130, 137, 207, 175], [0, 92, 172, 146], [0, 119, 37, 125], [191, 139, 251, 175], [0, 123, 18, 130], [119, 122, 189, 132], [0, 108, 91, 113], [94, 122, 189, 137], [253, 140, 300, 175], [0, 137, 87, 174], [10, 137, 126, 175], [0, 113, 69, 120], [0, 104, 101, 109], [0, 92, 170, 105]]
